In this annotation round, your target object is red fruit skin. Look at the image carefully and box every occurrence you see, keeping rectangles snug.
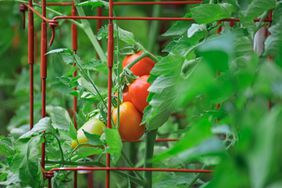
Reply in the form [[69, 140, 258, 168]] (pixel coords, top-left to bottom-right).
[[113, 102, 145, 142], [122, 51, 155, 77], [123, 91, 131, 102], [128, 75, 150, 113]]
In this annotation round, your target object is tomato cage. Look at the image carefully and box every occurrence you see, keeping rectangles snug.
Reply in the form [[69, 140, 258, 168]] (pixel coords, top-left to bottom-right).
[[17, 0, 273, 187]]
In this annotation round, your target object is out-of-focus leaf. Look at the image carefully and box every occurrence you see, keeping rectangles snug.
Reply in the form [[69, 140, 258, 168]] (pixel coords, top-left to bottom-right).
[[243, 0, 276, 21], [19, 118, 51, 139], [153, 173, 195, 188], [254, 62, 282, 97], [181, 58, 201, 76], [247, 107, 282, 188], [0, 137, 14, 156], [0, 171, 20, 187], [169, 138, 225, 167], [78, 77, 98, 95], [46, 48, 72, 55], [197, 33, 235, 72], [46, 106, 72, 131], [163, 20, 191, 37], [154, 119, 213, 161], [205, 156, 250, 188], [97, 25, 137, 45], [265, 19, 282, 67]]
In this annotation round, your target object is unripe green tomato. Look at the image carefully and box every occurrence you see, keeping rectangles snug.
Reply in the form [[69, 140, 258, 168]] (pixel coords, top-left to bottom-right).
[[71, 118, 105, 148]]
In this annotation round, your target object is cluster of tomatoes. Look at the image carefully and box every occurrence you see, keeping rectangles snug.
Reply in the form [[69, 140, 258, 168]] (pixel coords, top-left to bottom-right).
[[113, 51, 155, 142], [72, 52, 155, 148]]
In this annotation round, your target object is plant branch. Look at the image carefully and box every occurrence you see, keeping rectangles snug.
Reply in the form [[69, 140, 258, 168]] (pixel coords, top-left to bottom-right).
[[121, 151, 144, 181], [45, 133, 65, 163], [147, 1, 161, 52], [144, 130, 157, 188], [74, 0, 106, 62]]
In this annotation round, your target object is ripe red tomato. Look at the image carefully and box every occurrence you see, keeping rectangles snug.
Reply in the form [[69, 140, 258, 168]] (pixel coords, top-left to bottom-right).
[[122, 87, 131, 102], [112, 102, 145, 142], [122, 51, 155, 76], [128, 75, 150, 113]]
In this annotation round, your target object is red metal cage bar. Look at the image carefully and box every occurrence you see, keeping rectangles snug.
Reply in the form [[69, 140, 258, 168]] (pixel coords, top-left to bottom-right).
[[19, 1, 273, 188], [45, 1, 202, 6]]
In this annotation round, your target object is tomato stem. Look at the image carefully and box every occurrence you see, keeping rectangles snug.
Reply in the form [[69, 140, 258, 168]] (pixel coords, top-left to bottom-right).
[[45, 133, 65, 163], [147, 1, 161, 52], [144, 130, 157, 188], [73, 0, 107, 62], [121, 151, 144, 181]]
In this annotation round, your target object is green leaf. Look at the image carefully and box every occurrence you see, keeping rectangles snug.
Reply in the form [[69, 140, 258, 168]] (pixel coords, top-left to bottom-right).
[[12, 137, 43, 187], [247, 107, 282, 188], [243, 0, 276, 21], [187, 24, 207, 38], [191, 3, 235, 24], [182, 58, 201, 76], [68, 122, 77, 140], [176, 63, 216, 107], [46, 48, 72, 55], [272, 2, 282, 24], [0, 137, 14, 156], [19, 118, 51, 139], [46, 106, 72, 131], [97, 25, 137, 45], [154, 119, 213, 161], [118, 27, 137, 45], [153, 173, 195, 188], [265, 19, 282, 66], [0, 171, 20, 187], [78, 77, 98, 95], [74, 146, 103, 159], [197, 32, 235, 72], [162, 20, 191, 37], [254, 62, 282, 97], [83, 130, 103, 146], [104, 128, 122, 164], [77, 0, 108, 8], [143, 55, 184, 130]]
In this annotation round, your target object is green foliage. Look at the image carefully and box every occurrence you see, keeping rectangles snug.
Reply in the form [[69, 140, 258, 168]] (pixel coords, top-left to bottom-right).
[[143, 55, 184, 130], [243, 0, 276, 20], [104, 128, 123, 164], [1, 0, 282, 187], [77, 0, 108, 8], [191, 3, 236, 24]]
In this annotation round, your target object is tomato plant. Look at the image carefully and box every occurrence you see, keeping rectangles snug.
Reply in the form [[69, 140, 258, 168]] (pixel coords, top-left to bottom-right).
[[0, 0, 282, 187]]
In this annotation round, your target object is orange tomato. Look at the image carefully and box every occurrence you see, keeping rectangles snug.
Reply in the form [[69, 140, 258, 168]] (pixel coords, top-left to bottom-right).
[[128, 75, 150, 113], [112, 102, 145, 142], [122, 51, 155, 77]]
